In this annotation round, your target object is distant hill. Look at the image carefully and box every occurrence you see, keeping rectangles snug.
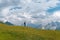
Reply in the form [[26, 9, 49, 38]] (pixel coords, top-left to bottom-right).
[[0, 21, 4, 24], [0, 21, 13, 25], [5, 21, 13, 25], [0, 23, 59, 40]]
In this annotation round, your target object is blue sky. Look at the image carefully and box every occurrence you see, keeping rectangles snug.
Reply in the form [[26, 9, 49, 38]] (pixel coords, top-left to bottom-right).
[[47, 6, 60, 13], [0, 0, 60, 29]]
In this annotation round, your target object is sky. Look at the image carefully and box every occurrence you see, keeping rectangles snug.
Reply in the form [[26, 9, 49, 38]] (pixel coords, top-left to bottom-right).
[[0, 0, 60, 29]]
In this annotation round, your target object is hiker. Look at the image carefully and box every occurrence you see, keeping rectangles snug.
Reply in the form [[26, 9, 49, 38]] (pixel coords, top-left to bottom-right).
[[24, 22, 26, 26]]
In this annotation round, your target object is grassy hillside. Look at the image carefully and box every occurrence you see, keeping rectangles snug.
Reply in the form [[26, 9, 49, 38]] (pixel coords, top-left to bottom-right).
[[0, 23, 59, 40]]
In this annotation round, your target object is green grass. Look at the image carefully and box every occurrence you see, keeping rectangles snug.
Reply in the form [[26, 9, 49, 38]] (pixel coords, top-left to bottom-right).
[[0, 23, 59, 40]]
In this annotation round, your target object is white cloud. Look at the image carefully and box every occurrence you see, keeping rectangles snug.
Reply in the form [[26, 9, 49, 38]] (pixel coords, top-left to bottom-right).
[[0, 0, 60, 29], [53, 11, 60, 18], [23, 12, 32, 18], [0, 0, 2, 3], [51, 11, 60, 22], [1, 7, 10, 16]]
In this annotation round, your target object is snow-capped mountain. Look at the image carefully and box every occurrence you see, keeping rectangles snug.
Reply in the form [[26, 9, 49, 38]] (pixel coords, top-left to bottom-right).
[[27, 21, 60, 30], [38, 21, 60, 30]]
